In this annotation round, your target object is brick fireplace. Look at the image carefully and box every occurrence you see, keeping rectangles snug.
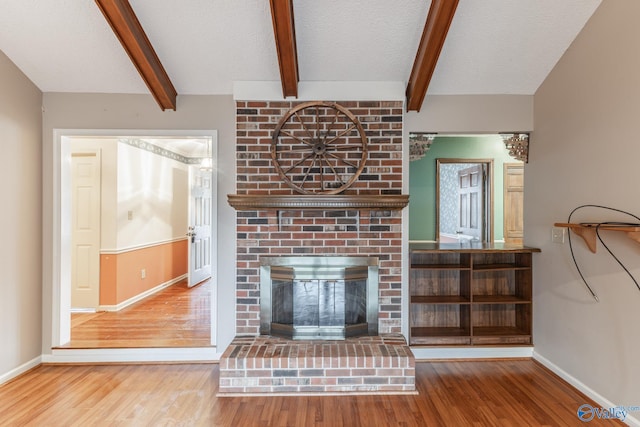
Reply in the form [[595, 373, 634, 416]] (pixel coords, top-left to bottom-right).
[[220, 100, 414, 394], [233, 100, 404, 335]]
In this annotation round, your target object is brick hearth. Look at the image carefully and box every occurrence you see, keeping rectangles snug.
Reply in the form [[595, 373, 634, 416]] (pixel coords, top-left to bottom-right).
[[219, 334, 416, 395]]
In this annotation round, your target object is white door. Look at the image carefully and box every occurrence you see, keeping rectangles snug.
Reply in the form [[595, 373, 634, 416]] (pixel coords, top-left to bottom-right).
[[188, 166, 212, 287], [71, 151, 101, 309]]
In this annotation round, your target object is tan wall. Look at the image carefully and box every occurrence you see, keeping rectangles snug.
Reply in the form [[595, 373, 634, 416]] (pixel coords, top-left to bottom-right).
[[405, 94, 533, 133], [100, 239, 188, 306], [529, 0, 640, 408], [0, 50, 43, 378]]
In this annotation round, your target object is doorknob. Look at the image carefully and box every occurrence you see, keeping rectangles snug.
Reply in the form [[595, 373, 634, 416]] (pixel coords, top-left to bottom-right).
[[186, 227, 197, 243]]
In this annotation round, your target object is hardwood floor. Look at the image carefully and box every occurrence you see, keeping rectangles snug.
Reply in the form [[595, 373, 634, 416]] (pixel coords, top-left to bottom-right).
[[61, 279, 211, 348], [0, 360, 624, 426]]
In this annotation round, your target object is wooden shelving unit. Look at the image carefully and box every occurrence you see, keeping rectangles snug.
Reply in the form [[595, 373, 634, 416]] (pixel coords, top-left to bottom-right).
[[554, 222, 640, 253], [409, 243, 540, 347]]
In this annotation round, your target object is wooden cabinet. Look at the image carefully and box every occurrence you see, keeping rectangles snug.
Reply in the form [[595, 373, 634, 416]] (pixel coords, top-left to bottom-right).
[[409, 243, 540, 346]]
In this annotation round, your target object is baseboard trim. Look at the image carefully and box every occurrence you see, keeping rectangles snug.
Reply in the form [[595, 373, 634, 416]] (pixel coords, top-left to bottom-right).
[[98, 274, 187, 312], [0, 356, 42, 386], [42, 347, 221, 364], [412, 346, 533, 361], [533, 350, 640, 426]]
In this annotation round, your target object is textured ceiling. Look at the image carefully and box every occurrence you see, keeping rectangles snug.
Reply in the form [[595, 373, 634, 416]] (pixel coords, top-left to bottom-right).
[[0, 0, 601, 97]]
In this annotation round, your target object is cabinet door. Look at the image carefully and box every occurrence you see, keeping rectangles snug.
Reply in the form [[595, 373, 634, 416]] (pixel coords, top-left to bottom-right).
[[504, 163, 524, 245]]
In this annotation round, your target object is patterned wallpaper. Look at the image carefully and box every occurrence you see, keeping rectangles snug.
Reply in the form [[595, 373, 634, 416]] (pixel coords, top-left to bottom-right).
[[119, 138, 202, 165], [439, 163, 475, 235]]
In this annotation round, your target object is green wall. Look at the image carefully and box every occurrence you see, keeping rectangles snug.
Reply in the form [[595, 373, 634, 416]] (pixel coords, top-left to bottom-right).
[[409, 135, 520, 241]]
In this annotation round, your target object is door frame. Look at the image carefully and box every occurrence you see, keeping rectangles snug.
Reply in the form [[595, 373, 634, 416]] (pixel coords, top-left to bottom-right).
[[50, 129, 218, 351], [435, 158, 494, 243]]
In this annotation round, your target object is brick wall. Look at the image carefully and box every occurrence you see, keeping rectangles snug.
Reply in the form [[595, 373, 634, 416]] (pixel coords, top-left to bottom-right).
[[235, 100, 404, 336]]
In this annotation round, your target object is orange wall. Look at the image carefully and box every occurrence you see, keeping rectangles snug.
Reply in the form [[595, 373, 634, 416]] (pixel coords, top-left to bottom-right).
[[99, 239, 188, 306]]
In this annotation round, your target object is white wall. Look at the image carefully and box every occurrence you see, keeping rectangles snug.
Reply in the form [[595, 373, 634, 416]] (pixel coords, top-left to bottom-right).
[[41, 94, 236, 354], [116, 142, 188, 250], [0, 50, 43, 379], [67, 138, 189, 251], [529, 0, 640, 410]]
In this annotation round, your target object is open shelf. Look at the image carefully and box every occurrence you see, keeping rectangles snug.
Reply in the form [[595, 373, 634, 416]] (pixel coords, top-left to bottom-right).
[[410, 327, 471, 346], [409, 243, 538, 347], [471, 326, 531, 345], [412, 326, 470, 337], [472, 295, 530, 304], [554, 222, 640, 253], [411, 264, 472, 270], [473, 263, 531, 272], [471, 303, 531, 345], [411, 295, 471, 304], [472, 326, 530, 337]]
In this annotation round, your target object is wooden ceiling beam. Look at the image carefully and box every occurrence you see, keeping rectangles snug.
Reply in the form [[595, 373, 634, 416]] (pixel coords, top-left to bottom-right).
[[406, 0, 459, 112], [270, 0, 299, 98], [95, 0, 177, 110]]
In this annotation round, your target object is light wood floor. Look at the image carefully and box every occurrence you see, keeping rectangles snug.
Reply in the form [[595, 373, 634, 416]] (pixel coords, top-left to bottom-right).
[[0, 360, 623, 426], [60, 279, 211, 348]]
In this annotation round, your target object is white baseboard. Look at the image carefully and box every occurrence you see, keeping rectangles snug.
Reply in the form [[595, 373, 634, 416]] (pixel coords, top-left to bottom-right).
[[98, 274, 187, 312], [42, 347, 221, 364], [412, 346, 533, 360], [533, 350, 640, 426], [0, 356, 42, 386], [70, 308, 97, 313]]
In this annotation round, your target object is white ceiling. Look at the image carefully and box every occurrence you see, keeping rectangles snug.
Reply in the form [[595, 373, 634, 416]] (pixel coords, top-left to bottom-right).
[[0, 0, 601, 98]]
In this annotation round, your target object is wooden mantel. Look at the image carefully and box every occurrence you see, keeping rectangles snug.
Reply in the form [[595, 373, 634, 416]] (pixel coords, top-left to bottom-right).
[[227, 194, 409, 211]]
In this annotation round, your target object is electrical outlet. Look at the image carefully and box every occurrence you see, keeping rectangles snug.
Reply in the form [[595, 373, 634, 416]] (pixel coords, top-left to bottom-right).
[[551, 227, 565, 244], [141, 268, 146, 279]]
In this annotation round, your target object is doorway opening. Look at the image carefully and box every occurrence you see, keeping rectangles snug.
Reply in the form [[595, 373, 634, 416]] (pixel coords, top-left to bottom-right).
[[54, 130, 218, 350], [436, 159, 493, 243], [408, 134, 525, 244]]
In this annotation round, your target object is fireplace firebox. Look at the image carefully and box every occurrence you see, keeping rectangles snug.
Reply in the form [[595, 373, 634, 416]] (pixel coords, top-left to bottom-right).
[[260, 256, 379, 340]]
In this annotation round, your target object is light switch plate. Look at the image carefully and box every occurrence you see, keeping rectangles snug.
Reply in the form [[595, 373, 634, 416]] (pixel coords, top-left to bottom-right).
[[552, 227, 565, 243]]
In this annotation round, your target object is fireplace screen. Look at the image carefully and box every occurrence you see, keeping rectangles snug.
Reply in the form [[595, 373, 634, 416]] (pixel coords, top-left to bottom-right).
[[261, 257, 379, 340]]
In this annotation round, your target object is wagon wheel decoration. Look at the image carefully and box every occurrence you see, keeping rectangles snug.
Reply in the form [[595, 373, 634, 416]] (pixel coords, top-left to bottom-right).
[[271, 101, 368, 194]]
